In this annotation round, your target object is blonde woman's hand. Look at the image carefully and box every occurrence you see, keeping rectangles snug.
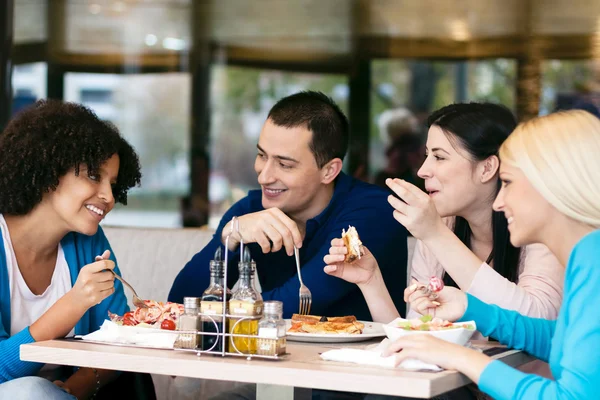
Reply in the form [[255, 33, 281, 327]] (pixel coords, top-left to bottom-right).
[[385, 178, 446, 241], [405, 280, 467, 322], [383, 334, 475, 370], [323, 238, 379, 286], [70, 250, 116, 309]]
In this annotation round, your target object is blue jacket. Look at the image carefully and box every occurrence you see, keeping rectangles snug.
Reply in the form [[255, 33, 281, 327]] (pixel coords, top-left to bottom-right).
[[0, 225, 128, 383], [169, 172, 408, 320], [464, 230, 600, 399]]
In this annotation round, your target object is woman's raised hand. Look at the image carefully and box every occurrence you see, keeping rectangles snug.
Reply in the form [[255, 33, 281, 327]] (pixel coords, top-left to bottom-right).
[[323, 238, 380, 287]]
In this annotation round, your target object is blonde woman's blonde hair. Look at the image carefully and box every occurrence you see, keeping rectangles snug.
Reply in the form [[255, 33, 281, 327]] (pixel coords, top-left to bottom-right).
[[500, 110, 600, 228]]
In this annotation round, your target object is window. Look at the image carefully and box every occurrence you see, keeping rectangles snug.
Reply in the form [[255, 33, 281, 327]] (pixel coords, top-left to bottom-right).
[[541, 60, 600, 115], [80, 88, 113, 104], [11, 62, 48, 115], [65, 72, 192, 228]]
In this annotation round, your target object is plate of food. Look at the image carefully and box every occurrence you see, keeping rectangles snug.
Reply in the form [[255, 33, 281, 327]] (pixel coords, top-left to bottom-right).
[[286, 314, 385, 343], [76, 301, 185, 349], [108, 300, 184, 330], [383, 315, 476, 346]]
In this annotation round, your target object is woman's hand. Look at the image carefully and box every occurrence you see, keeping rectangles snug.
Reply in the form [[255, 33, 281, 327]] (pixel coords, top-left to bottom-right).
[[70, 250, 116, 309], [405, 280, 467, 322], [383, 334, 476, 370], [383, 335, 492, 383], [385, 178, 446, 241], [323, 238, 380, 286]]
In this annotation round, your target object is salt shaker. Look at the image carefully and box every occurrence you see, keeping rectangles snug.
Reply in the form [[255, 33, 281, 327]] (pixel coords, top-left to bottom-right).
[[257, 301, 286, 356], [174, 297, 201, 349]]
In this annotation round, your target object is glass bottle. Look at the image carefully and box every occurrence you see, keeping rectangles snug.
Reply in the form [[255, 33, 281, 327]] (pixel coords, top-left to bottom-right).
[[257, 301, 286, 356], [228, 247, 263, 354], [200, 247, 230, 352], [174, 297, 201, 349]]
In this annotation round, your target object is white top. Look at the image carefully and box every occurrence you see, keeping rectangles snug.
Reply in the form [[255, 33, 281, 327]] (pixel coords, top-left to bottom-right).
[[0, 215, 74, 338]]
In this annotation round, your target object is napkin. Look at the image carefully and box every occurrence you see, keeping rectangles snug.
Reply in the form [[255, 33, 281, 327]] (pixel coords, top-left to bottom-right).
[[77, 320, 178, 349], [320, 339, 442, 371]]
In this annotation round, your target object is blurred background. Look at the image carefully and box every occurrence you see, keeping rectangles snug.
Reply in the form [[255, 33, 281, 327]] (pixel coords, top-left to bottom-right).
[[1, 0, 599, 229]]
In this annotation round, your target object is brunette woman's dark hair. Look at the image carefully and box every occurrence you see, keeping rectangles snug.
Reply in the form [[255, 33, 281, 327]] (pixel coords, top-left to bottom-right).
[[427, 102, 520, 285]]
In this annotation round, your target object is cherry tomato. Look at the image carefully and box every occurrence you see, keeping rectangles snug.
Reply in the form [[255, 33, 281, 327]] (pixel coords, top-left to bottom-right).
[[122, 312, 137, 326], [161, 319, 176, 330]]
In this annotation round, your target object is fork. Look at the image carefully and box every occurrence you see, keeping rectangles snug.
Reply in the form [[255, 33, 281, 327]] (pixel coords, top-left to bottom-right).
[[96, 255, 148, 309], [294, 246, 312, 315]]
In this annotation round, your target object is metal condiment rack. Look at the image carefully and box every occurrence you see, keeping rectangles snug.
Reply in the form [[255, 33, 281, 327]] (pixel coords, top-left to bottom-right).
[[174, 218, 288, 360]]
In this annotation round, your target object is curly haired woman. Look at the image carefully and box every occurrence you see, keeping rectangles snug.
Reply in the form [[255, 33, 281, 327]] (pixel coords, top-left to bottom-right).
[[0, 100, 141, 399]]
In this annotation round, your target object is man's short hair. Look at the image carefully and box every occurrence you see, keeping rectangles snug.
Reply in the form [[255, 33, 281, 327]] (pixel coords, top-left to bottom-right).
[[267, 91, 349, 168]]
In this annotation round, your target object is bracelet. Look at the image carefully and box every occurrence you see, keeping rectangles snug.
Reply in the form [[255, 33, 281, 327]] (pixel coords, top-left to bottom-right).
[[90, 368, 101, 399]]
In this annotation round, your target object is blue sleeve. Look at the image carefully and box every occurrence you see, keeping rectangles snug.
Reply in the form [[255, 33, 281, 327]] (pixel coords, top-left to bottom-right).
[[461, 294, 555, 361], [90, 227, 129, 330], [477, 234, 600, 400], [261, 195, 407, 317], [0, 327, 41, 383], [168, 199, 250, 303]]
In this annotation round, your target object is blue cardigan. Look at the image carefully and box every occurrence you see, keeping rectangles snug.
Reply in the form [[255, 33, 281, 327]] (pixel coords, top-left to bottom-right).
[[0, 225, 129, 383], [462, 230, 600, 399]]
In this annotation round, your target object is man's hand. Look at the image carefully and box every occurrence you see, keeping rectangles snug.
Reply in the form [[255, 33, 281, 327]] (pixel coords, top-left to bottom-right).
[[221, 208, 303, 256]]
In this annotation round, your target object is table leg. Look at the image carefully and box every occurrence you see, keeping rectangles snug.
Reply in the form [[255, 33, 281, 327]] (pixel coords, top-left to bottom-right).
[[256, 384, 311, 400]]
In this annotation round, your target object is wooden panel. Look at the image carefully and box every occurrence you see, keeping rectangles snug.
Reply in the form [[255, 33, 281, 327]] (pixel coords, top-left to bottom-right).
[[48, 51, 189, 70], [12, 41, 47, 64]]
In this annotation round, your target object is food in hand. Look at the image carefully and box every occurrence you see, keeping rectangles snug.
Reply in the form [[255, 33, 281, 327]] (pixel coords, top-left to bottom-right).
[[396, 314, 474, 331], [109, 300, 184, 330], [428, 276, 444, 292], [287, 314, 364, 334], [341, 226, 364, 263]]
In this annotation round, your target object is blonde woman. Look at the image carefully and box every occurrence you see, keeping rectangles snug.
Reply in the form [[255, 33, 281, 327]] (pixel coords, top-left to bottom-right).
[[380, 110, 600, 399]]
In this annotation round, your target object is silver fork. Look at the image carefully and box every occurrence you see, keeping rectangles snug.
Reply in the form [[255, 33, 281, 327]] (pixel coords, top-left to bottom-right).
[[294, 246, 312, 315], [110, 270, 148, 309], [97, 255, 148, 309]]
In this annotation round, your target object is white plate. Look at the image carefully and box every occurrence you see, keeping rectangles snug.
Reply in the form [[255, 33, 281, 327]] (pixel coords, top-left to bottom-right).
[[285, 320, 386, 343], [76, 320, 178, 349], [72, 337, 175, 350], [384, 318, 477, 346]]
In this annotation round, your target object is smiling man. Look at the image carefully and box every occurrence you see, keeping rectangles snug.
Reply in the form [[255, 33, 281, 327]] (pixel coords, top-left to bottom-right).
[[168, 91, 408, 320]]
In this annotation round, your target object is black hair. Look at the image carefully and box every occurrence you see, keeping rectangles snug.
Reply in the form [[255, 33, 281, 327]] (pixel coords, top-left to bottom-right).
[[427, 102, 520, 285], [267, 91, 349, 168], [0, 99, 142, 215]]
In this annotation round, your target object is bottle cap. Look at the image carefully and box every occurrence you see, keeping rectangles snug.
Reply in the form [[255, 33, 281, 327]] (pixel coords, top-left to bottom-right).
[[238, 247, 252, 274], [210, 247, 224, 275], [183, 297, 200, 309], [263, 300, 283, 315]]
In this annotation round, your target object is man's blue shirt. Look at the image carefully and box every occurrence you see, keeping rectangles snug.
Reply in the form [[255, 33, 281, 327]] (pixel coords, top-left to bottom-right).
[[169, 172, 408, 320]]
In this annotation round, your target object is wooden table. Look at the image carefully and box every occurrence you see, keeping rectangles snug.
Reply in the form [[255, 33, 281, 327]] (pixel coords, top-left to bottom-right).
[[20, 339, 532, 399]]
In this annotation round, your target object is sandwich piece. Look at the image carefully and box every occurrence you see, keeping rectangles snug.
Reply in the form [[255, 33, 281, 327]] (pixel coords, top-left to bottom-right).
[[293, 321, 365, 334], [291, 314, 357, 323], [342, 226, 364, 263], [288, 314, 363, 334]]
